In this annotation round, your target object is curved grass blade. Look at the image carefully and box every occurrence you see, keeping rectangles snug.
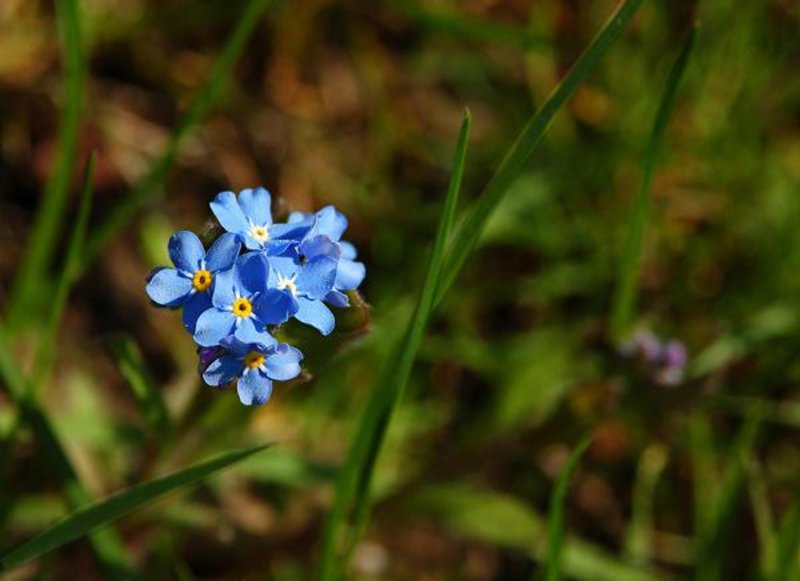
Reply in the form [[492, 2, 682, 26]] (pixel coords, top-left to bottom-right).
[[0, 328, 133, 578], [433, 0, 646, 309], [110, 337, 171, 437], [694, 406, 763, 580], [33, 153, 97, 387], [544, 434, 592, 581], [82, 0, 270, 267], [1, 444, 269, 572], [6, 0, 86, 328], [610, 25, 697, 338], [624, 444, 669, 566], [317, 111, 472, 580]]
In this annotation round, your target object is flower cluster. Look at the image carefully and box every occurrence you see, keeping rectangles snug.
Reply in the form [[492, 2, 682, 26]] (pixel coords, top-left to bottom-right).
[[619, 329, 687, 386], [145, 188, 365, 405]]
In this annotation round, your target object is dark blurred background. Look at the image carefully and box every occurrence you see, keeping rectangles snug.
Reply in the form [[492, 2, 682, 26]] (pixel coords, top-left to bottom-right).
[[2, 0, 800, 578]]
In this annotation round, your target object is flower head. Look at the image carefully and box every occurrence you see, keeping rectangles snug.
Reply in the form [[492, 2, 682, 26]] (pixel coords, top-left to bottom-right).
[[202, 336, 303, 406], [289, 206, 366, 307], [145, 231, 241, 332], [210, 188, 310, 253], [256, 255, 338, 335], [193, 253, 274, 347]]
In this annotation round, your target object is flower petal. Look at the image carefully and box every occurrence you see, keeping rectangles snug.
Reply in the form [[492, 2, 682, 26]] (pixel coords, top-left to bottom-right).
[[168, 231, 205, 273], [234, 316, 271, 345], [210, 190, 248, 234], [270, 219, 313, 240], [325, 290, 349, 308], [297, 256, 337, 300], [339, 240, 358, 260], [287, 211, 311, 224], [263, 239, 296, 256], [183, 291, 213, 333], [237, 371, 273, 406], [205, 233, 241, 272], [310, 205, 348, 241], [255, 289, 299, 325], [194, 308, 235, 347], [335, 259, 366, 291], [265, 344, 303, 381], [236, 252, 268, 295], [202, 355, 242, 387], [268, 257, 300, 284], [295, 297, 335, 335], [146, 268, 192, 306], [211, 268, 236, 309], [300, 235, 341, 260], [238, 187, 272, 226]]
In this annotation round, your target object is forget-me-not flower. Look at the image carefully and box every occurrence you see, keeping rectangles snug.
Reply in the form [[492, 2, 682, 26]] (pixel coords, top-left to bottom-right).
[[202, 336, 303, 405], [193, 253, 274, 347], [256, 255, 338, 335], [145, 231, 241, 332], [210, 188, 310, 253], [289, 206, 365, 307]]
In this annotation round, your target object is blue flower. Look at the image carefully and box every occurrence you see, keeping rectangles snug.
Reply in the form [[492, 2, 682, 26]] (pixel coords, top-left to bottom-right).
[[202, 336, 303, 406], [288, 206, 366, 307], [145, 231, 241, 332], [255, 255, 338, 335], [210, 188, 310, 253], [193, 253, 274, 347]]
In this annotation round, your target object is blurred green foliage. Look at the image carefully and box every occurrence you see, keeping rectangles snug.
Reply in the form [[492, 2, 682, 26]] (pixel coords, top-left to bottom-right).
[[1, 0, 800, 578]]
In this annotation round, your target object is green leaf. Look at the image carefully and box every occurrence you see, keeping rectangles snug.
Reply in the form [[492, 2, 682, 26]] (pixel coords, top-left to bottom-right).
[[82, 0, 271, 267], [610, 25, 698, 338], [624, 444, 669, 566], [545, 434, 592, 581], [1, 444, 270, 571], [6, 0, 86, 329], [317, 111, 472, 580], [433, 0, 647, 309]]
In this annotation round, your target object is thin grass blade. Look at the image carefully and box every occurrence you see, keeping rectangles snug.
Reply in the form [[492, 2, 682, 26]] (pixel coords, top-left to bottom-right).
[[1, 444, 269, 571], [82, 0, 270, 266], [110, 337, 171, 436], [433, 0, 646, 308], [610, 25, 697, 338], [624, 444, 669, 566], [694, 406, 763, 580], [317, 111, 472, 580], [6, 0, 86, 328], [0, 329, 134, 577], [32, 153, 96, 387], [544, 434, 592, 581]]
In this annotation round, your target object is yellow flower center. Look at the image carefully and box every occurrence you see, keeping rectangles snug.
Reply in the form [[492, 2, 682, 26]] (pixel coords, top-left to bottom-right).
[[250, 225, 269, 243], [192, 269, 213, 292], [244, 351, 265, 369], [232, 297, 253, 318]]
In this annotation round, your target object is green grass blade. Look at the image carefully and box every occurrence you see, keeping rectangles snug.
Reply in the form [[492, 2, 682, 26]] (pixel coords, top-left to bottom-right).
[[773, 502, 800, 580], [0, 444, 269, 571], [0, 328, 134, 577], [6, 0, 86, 328], [82, 0, 270, 266], [544, 434, 592, 581], [317, 111, 472, 580], [624, 444, 669, 566], [433, 0, 646, 309], [694, 407, 763, 580], [32, 153, 96, 387], [110, 337, 171, 436], [746, 455, 776, 579], [610, 25, 697, 338]]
